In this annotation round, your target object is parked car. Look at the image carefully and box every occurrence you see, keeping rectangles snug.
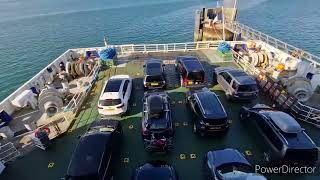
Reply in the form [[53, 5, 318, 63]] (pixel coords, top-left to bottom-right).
[[98, 75, 132, 116], [206, 148, 267, 180], [132, 161, 178, 180], [143, 59, 166, 90], [175, 56, 206, 87], [213, 67, 258, 101], [141, 91, 174, 152], [66, 119, 122, 180], [187, 88, 230, 136], [239, 104, 318, 165]]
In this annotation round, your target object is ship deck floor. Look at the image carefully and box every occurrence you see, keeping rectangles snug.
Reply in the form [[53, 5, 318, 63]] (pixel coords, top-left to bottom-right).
[[1, 51, 319, 180]]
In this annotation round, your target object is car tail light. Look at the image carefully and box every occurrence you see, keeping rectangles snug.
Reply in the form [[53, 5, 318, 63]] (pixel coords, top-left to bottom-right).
[[117, 103, 124, 108], [183, 78, 189, 85], [142, 129, 150, 136]]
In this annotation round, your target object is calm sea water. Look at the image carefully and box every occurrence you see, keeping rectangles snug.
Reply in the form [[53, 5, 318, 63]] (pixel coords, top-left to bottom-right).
[[0, 0, 320, 101]]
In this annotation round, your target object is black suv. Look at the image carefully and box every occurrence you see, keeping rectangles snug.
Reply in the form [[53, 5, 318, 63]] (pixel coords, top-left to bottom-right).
[[239, 104, 318, 165], [175, 56, 206, 87], [187, 88, 230, 136], [141, 91, 174, 152], [143, 59, 166, 90], [132, 161, 178, 180], [66, 119, 122, 180]]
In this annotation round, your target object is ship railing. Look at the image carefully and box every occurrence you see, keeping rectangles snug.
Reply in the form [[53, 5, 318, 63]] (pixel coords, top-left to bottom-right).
[[226, 21, 320, 68], [233, 50, 320, 128], [0, 142, 20, 164], [64, 64, 100, 113], [106, 41, 243, 55]]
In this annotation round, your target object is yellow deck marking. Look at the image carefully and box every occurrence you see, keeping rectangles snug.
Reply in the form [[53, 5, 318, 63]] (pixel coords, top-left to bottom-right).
[[132, 103, 136, 107], [172, 101, 176, 104], [180, 154, 186, 160], [128, 125, 134, 129], [183, 122, 188, 126], [190, 154, 196, 159], [123, 158, 130, 163], [178, 100, 183, 104], [175, 122, 180, 127], [245, 150, 252, 156], [68, 129, 73, 133], [136, 73, 140, 76], [48, 162, 55, 168]]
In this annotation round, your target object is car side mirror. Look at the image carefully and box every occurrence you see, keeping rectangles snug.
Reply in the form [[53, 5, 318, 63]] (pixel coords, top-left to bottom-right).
[[162, 64, 166, 67]]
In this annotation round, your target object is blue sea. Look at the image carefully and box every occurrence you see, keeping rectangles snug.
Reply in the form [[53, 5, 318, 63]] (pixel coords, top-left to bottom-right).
[[0, 0, 320, 101]]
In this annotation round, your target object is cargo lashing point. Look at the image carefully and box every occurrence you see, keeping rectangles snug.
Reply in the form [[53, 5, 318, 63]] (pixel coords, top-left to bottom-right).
[[190, 154, 196, 159], [48, 162, 55, 168], [175, 122, 180, 127], [123, 158, 130, 163], [180, 154, 186, 160], [128, 125, 134, 129], [245, 150, 252, 156]]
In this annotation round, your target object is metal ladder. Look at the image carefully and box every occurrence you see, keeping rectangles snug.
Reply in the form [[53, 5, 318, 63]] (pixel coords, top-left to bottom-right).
[[0, 142, 20, 164]]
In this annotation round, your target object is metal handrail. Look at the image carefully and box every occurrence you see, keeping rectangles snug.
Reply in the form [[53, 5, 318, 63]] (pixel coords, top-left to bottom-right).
[[226, 22, 320, 67], [231, 50, 320, 127], [64, 64, 100, 112], [105, 41, 244, 56]]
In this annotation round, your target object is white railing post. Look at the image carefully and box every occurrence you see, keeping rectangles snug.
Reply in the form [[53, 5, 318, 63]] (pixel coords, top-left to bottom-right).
[[185, 43, 187, 52]]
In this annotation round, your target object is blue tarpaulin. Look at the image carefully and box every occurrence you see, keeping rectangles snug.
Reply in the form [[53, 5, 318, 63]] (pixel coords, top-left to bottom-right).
[[98, 48, 116, 60], [217, 42, 231, 54]]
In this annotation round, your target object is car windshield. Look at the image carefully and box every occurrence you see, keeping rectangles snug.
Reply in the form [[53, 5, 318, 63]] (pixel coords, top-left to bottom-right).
[[284, 148, 318, 161], [188, 71, 204, 81], [147, 121, 168, 130], [146, 75, 164, 82], [149, 111, 164, 119], [237, 84, 258, 92], [99, 99, 122, 106], [217, 163, 253, 175]]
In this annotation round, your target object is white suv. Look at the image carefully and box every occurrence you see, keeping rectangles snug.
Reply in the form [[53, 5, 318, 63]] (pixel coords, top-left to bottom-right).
[[98, 75, 132, 116]]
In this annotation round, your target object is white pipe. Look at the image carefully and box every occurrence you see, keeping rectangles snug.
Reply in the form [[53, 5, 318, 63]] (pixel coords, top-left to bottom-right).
[[232, 0, 238, 21], [222, 5, 226, 41]]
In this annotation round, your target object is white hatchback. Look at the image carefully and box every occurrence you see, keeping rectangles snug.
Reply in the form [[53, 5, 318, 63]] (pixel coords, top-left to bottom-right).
[[98, 75, 132, 116]]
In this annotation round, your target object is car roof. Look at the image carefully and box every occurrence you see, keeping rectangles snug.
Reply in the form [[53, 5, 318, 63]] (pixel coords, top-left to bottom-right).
[[104, 79, 123, 92], [145, 59, 162, 76], [228, 70, 256, 85], [177, 56, 203, 72], [207, 149, 251, 169], [67, 133, 111, 177], [147, 95, 164, 114], [195, 91, 227, 119], [135, 162, 176, 180], [261, 111, 303, 133]]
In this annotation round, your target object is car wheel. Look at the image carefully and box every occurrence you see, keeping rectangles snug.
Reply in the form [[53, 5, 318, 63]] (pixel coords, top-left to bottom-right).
[[239, 107, 249, 121], [226, 94, 232, 101], [212, 73, 217, 84]]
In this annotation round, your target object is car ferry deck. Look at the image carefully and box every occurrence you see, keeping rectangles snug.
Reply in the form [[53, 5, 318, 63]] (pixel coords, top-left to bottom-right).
[[1, 49, 319, 180]]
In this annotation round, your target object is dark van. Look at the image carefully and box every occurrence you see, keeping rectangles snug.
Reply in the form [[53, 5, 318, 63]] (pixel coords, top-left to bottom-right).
[[176, 56, 206, 87]]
